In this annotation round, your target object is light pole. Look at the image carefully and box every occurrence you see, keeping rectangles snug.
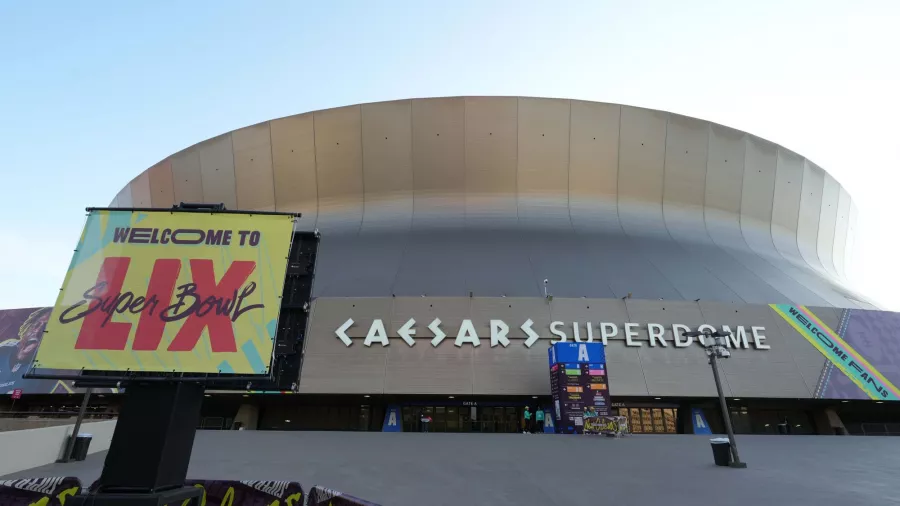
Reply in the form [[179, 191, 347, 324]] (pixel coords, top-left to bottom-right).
[[683, 329, 747, 468]]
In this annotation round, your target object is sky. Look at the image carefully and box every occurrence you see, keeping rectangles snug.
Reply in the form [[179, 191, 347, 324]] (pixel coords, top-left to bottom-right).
[[1, 0, 898, 310]]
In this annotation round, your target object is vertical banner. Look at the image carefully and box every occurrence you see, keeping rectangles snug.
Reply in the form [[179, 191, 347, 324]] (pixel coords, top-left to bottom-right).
[[34, 209, 295, 375], [548, 343, 610, 434], [382, 405, 402, 432]]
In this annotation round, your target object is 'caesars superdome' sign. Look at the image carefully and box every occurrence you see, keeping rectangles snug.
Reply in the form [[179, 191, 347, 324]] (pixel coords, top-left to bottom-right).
[[335, 319, 771, 350]]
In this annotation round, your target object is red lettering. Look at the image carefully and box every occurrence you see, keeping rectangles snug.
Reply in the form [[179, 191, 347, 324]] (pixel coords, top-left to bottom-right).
[[131, 259, 181, 351], [73, 257, 132, 350], [166, 260, 257, 352]]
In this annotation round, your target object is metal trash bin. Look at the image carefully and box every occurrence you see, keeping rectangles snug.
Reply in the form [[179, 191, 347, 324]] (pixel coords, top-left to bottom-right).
[[710, 437, 731, 466], [72, 433, 93, 461]]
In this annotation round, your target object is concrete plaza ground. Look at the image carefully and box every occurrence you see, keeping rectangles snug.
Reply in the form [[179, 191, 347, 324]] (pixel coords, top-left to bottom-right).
[[3, 431, 899, 505]]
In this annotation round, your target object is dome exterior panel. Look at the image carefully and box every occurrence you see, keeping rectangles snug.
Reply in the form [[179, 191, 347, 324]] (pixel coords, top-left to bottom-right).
[[113, 96, 871, 308]]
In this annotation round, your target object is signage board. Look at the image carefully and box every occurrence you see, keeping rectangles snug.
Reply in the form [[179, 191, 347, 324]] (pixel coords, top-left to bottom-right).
[[33, 209, 295, 375], [549, 342, 610, 433], [10, 389, 22, 400]]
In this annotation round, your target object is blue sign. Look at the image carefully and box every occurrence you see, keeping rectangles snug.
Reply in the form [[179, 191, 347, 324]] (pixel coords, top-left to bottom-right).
[[382, 405, 402, 432], [691, 408, 711, 435], [543, 410, 556, 433], [548, 342, 606, 366]]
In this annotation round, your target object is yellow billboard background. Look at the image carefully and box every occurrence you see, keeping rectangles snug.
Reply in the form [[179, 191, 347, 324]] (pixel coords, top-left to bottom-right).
[[34, 209, 295, 374]]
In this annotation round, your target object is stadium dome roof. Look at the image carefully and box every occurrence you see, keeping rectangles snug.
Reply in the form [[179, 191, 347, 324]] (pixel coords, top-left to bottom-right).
[[111, 97, 871, 308]]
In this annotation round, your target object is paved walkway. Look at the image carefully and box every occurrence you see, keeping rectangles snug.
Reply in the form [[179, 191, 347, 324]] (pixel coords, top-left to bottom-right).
[[4, 432, 899, 505]]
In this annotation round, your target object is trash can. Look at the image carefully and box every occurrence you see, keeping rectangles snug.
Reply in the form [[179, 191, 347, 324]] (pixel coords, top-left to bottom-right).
[[710, 437, 731, 466], [72, 433, 92, 461]]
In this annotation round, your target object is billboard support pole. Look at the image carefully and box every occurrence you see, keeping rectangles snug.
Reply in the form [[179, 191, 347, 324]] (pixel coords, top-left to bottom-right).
[[60, 387, 92, 463], [69, 382, 205, 505]]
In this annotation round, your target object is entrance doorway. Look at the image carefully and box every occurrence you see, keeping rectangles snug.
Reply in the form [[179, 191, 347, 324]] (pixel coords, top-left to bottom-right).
[[401, 405, 522, 433]]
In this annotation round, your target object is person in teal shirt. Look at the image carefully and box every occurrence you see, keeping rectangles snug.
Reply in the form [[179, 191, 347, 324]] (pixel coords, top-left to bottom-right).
[[523, 406, 532, 434], [535, 408, 545, 433]]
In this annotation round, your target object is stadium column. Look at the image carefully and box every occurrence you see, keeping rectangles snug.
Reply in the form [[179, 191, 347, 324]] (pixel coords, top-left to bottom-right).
[[234, 404, 260, 430]]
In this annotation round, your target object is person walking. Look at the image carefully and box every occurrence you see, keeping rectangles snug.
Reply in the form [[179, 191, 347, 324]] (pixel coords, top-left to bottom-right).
[[535, 407, 545, 433], [523, 406, 533, 434], [420, 412, 432, 433]]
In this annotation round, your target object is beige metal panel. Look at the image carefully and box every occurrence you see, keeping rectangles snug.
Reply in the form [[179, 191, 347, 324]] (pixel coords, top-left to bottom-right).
[[473, 345, 549, 395], [771, 149, 805, 267], [464, 96, 518, 228], [516, 97, 570, 229], [114, 184, 133, 208], [298, 350, 385, 394], [390, 297, 471, 338], [129, 171, 152, 207], [361, 100, 413, 233], [147, 159, 175, 208], [550, 298, 630, 334], [720, 358, 810, 398], [569, 101, 621, 233], [832, 187, 851, 279], [232, 122, 275, 211], [817, 173, 840, 278], [411, 97, 466, 229], [624, 299, 706, 328], [740, 136, 778, 260], [617, 106, 668, 238], [704, 125, 746, 247], [604, 341, 649, 396], [197, 134, 237, 209], [270, 113, 317, 229], [308, 298, 395, 340], [797, 160, 826, 274], [170, 148, 204, 203], [468, 297, 551, 338], [299, 310, 387, 393], [384, 344, 473, 394], [662, 115, 710, 244], [315, 105, 364, 231], [845, 203, 859, 280], [639, 346, 732, 397]]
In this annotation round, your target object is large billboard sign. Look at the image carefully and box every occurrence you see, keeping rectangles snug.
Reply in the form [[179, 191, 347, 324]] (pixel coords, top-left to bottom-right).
[[33, 209, 295, 375]]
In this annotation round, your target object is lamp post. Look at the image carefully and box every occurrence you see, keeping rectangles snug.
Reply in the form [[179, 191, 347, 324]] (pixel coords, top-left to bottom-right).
[[683, 329, 747, 468]]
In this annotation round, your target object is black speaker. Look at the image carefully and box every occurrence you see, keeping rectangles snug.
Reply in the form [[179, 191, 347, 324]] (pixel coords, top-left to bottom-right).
[[96, 382, 204, 493]]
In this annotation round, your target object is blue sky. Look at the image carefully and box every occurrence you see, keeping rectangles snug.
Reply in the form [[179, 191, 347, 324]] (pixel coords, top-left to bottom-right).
[[1, 0, 899, 309]]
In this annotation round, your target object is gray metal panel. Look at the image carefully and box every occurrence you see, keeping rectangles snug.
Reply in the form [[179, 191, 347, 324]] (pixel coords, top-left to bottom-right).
[[312, 233, 407, 297], [771, 149, 805, 269], [797, 160, 827, 276], [461, 230, 540, 297], [832, 188, 851, 280], [604, 341, 650, 396], [817, 173, 840, 279], [391, 232, 470, 296], [578, 234, 682, 300]]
